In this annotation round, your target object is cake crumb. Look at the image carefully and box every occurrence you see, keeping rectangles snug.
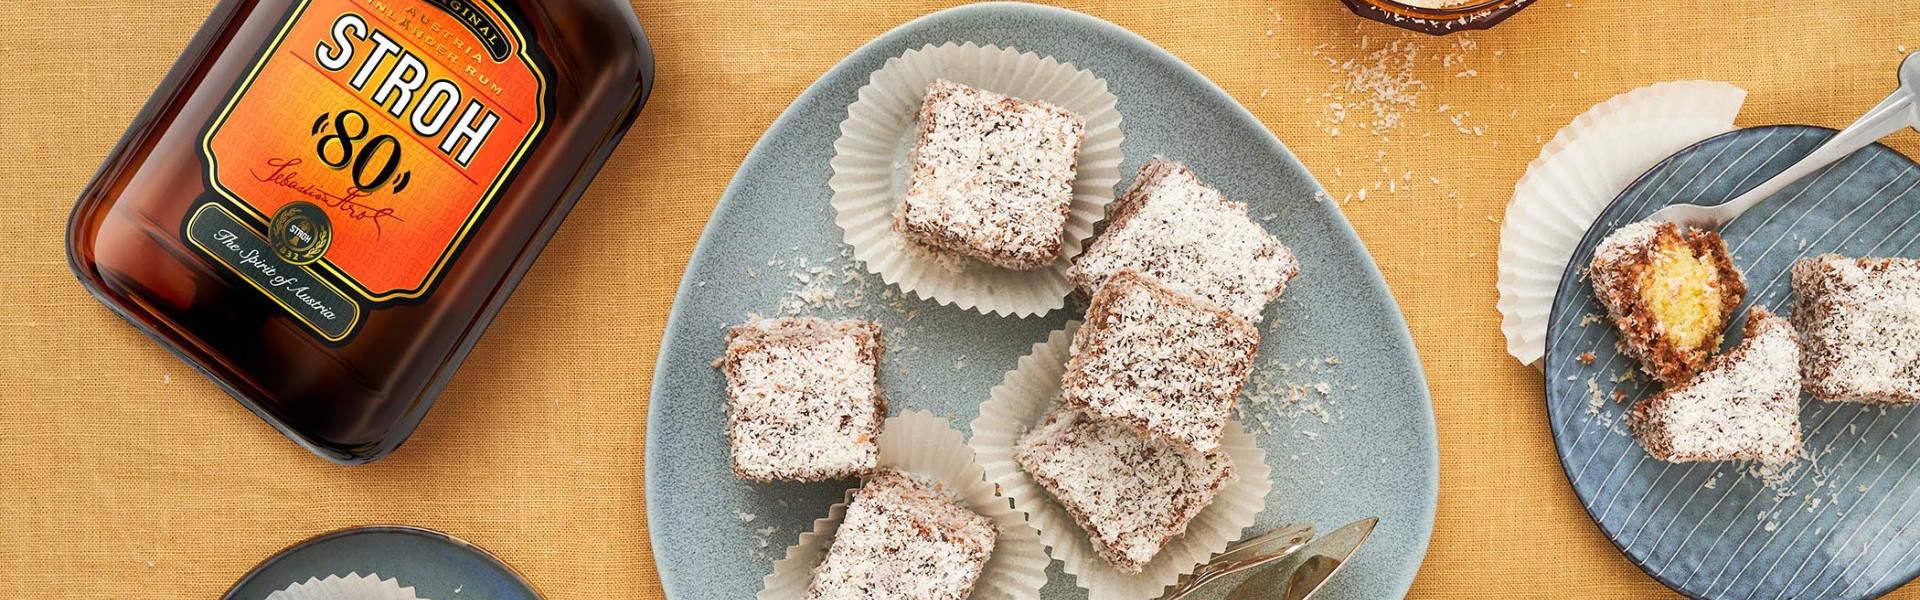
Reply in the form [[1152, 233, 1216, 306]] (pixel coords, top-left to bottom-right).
[[1585, 377, 1605, 415]]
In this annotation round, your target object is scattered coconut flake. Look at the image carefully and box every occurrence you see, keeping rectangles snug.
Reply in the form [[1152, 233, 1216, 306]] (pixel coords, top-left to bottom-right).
[[1308, 34, 1426, 138]]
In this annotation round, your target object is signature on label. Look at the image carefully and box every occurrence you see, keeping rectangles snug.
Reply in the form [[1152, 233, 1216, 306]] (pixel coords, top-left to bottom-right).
[[251, 157, 403, 237]]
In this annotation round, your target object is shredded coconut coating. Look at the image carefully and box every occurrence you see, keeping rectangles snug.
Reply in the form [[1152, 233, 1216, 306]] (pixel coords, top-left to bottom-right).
[[895, 79, 1086, 271], [1588, 220, 1746, 384], [723, 318, 885, 482], [1061, 270, 1259, 453], [1793, 254, 1920, 404], [803, 469, 998, 600], [1069, 158, 1300, 321], [1013, 406, 1235, 573], [1627, 309, 1801, 464]]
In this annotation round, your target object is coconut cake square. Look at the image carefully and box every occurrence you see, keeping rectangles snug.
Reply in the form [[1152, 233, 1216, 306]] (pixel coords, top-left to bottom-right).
[[723, 317, 885, 482], [1013, 406, 1235, 573], [1068, 157, 1299, 321], [803, 469, 997, 600], [1060, 270, 1259, 453], [894, 78, 1085, 271]]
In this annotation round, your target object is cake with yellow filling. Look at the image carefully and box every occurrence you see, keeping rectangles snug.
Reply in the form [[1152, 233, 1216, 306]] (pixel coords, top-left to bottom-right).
[[1626, 308, 1801, 464], [1588, 220, 1747, 385]]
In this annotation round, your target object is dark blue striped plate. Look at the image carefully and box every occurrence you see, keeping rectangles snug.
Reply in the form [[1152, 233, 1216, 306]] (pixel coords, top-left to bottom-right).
[[220, 526, 542, 600], [1547, 125, 1920, 600]]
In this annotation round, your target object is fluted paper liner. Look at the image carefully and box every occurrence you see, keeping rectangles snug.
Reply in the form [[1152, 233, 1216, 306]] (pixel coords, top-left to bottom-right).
[[1498, 80, 1746, 367], [830, 42, 1126, 318], [760, 410, 1047, 600], [967, 323, 1273, 600], [264, 573, 421, 600]]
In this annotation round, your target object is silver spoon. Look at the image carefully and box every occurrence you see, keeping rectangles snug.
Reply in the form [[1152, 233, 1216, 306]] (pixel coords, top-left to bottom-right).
[[1227, 517, 1377, 600], [1646, 51, 1920, 230], [1159, 522, 1315, 600]]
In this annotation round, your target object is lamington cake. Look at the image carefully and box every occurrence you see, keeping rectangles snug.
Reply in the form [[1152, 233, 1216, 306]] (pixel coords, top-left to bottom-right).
[[1068, 157, 1300, 321], [1588, 220, 1747, 385], [1061, 270, 1260, 453], [1626, 309, 1801, 464], [1792, 254, 1920, 404], [803, 469, 998, 600], [722, 317, 885, 482], [894, 78, 1086, 271], [1013, 406, 1236, 574]]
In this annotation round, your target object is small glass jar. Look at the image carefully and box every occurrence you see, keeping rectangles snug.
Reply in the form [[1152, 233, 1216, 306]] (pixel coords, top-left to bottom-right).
[[1340, 0, 1537, 35]]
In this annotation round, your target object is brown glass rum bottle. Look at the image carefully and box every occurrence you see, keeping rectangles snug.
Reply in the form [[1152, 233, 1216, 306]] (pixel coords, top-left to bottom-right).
[[66, 0, 654, 463]]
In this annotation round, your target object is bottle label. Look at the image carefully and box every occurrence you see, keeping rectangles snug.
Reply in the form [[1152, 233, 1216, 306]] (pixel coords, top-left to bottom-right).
[[195, 0, 549, 339], [186, 203, 361, 340]]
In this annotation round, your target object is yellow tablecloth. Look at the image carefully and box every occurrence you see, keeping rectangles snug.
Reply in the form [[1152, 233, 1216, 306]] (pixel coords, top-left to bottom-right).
[[3, 0, 1918, 598]]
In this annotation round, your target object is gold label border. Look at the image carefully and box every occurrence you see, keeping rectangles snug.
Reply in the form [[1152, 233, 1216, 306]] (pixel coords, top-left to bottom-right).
[[200, 0, 549, 303]]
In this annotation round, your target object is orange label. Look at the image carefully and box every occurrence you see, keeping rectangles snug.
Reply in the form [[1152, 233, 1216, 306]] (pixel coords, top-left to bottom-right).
[[204, 0, 547, 301]]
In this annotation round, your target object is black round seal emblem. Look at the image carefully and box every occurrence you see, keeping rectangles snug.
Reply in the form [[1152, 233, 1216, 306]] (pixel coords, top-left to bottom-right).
[[268, 201, 332, 265]]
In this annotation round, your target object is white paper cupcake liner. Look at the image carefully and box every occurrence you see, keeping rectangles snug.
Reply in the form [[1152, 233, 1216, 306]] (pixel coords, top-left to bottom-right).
[[1497, 80, 1747, 367], [967, 323, 1273, 600], [760, 410, 1047, 600], [265, 573, 420, 600], [830, 42, 1126, 318]]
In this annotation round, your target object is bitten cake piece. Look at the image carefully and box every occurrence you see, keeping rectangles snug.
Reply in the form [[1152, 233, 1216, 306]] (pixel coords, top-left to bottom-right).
[[803, 469, 998, 600], [1793, 254, 1920, 404], [1627, 309, 1801, 464], [1013, 406, 1236, 573], [894, 78, 1086, 270], [1588, 220, 1747, 385], [1061, 270, 1259, 452], [723, 317, 885, 482], [1068, 158, 1301, 321]]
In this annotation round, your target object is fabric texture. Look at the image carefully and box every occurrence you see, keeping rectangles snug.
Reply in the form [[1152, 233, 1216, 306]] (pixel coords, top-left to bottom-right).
[[2, 1, 1918, 599]]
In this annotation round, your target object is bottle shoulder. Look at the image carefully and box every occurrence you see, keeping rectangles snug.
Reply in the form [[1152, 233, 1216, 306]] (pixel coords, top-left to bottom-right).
[[517, 0, 655, 104]]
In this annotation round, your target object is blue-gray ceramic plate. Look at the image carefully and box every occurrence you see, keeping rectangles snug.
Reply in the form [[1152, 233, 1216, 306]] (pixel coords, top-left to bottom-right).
[[645, 3, 1437, 599], [220, 526, 540, 600], [1548, 125, 1920, 600]]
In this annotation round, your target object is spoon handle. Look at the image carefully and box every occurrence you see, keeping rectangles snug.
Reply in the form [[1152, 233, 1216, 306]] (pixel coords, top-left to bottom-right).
[[1718, 87, 1917, 220]]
